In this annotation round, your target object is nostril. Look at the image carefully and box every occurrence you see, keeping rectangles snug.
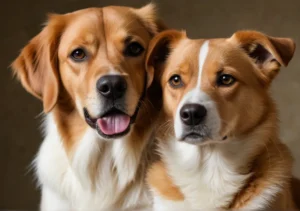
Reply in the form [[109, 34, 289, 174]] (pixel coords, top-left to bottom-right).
[[96, 77, 112, 97], [181, 111, 189, 120], [116, 81, 127, 92], [100, 84, 110, 93], [195, 107, 207, 119]]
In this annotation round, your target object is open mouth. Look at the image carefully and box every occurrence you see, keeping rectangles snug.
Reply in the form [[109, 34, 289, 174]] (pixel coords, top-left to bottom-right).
[[84, 108, 132, 138]]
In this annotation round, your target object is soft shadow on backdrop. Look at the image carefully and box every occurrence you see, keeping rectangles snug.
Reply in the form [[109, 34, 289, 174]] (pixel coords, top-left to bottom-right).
[[1, 0, 299, 209]]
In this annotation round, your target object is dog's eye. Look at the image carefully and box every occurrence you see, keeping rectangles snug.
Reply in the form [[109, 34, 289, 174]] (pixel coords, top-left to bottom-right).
[[217, 74, 236, 86], [124, 42, 144, 57], [169, 75, 183, 88], [70, 48, 87, 61]]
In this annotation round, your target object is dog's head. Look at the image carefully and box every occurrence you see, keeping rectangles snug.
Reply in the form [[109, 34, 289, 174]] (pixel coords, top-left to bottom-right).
[[12, 4, 166, 140], [146, 30, 295, 145]]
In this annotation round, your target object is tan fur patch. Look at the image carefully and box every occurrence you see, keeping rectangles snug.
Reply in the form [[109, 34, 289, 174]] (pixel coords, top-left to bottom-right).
[[147, 161, 184, 201], [230, 141, 294, 209]]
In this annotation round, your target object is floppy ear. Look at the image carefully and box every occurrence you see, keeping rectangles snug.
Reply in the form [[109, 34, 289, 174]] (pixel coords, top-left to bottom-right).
[[132, 3, 168, 87], [231, 30, 296, 84], [133, 3, 168, 36], [145, 30, 185, 87], [11, 14, 65, 113]]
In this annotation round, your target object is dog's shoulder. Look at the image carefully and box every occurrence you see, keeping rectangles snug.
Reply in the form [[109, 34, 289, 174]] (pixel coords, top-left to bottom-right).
[[230, 140, 294, 210]]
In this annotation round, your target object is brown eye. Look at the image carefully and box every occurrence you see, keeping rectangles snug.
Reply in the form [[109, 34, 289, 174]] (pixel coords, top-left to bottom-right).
[[169, 74, 183, 88], [124, 42, 144, 57], [217, 74, 236, 86], [70, 48, 87, 61]]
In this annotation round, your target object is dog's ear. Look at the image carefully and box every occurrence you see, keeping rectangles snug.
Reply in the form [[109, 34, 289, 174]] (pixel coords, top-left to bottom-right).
[[230, 30, 296, 84], [133, 3, 168, 36], [11, 14, 65, 113], [145, 30, 186, 87], [133, 3, 168, 88]]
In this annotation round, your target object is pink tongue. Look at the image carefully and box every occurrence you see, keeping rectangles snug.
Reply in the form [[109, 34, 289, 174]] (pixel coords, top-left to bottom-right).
[[97, 114, 130, 135]]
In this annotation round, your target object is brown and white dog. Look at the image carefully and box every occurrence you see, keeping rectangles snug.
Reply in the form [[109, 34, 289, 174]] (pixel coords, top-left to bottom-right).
[[146, 29, 297, 210], [12, 4, 165, 210]]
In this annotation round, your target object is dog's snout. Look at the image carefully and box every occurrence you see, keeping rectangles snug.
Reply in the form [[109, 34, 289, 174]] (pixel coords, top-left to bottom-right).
[[97, 75, 127, 99], [180, 104, 207, 126]]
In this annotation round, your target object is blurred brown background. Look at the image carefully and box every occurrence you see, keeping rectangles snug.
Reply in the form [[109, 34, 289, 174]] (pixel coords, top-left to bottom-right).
[[0, 0, 299, 209]]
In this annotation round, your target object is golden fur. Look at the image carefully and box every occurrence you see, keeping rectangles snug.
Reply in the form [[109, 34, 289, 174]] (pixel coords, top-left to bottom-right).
[[12, 4, 166, 210]]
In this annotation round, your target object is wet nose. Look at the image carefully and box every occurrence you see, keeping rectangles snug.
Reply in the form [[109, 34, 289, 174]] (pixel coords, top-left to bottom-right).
[[180, 103, 207, 126], [96, 75, 127, 99]]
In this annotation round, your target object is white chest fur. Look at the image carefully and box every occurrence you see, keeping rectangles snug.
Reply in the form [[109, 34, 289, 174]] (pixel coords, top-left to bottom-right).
[[156, 140, 251, 210], [35, 114, 151, 210]]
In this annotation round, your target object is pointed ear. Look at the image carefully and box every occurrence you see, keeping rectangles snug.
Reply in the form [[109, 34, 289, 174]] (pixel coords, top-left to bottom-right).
[[230, 30, 296, 83], [145, 30, 186, 87], [11, 14, 65, 113]]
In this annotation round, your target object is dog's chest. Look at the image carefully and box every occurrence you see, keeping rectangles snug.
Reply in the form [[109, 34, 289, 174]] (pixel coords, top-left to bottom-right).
[[160, 141, 250, 210], [36, 114, 151, 210]]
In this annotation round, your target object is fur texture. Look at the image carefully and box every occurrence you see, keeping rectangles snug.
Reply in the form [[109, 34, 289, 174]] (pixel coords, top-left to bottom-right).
[[146, 30, 297, 210], [12, 4, 165, 210]]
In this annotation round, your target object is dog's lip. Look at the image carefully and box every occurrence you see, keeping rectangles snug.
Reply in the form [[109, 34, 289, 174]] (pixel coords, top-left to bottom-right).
[[100, 107, 128, 118], [84, 107, 129, 123], [180, 132, 226, 145], [179, 132, 208, 145], [83, 107, 132, 138], [182, 132, 203, 140]]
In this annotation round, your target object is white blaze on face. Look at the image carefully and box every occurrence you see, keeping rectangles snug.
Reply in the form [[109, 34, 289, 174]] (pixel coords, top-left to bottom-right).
[[174, 41, 221, 141], [196, 41, 209, 89]]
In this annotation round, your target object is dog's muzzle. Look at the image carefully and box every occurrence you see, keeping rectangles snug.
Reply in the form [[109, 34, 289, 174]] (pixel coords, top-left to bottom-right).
[[178, 103, 211, 144], [84, 74, 147, 139]]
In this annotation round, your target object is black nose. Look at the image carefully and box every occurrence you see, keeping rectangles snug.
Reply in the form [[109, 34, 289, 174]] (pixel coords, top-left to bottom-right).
[[96, 75, 127, 99], [180, 104, 207, 126]]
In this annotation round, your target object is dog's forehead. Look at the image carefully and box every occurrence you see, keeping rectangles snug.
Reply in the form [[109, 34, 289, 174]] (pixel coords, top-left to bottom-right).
[[188, 38, 247, 76], [166, 39, 203, 73], [203, 38, 258, 79], [183, 38, 259, 90], [62, 7, 140, 40], [102, 6, 151, 43], [197, 39, 236, 67], [58, 7, 149, 57], [167, 39, 232, 72], [164, 38, 250, 89], [59, 9, 102, 47], [103, 6, 138, 26]]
